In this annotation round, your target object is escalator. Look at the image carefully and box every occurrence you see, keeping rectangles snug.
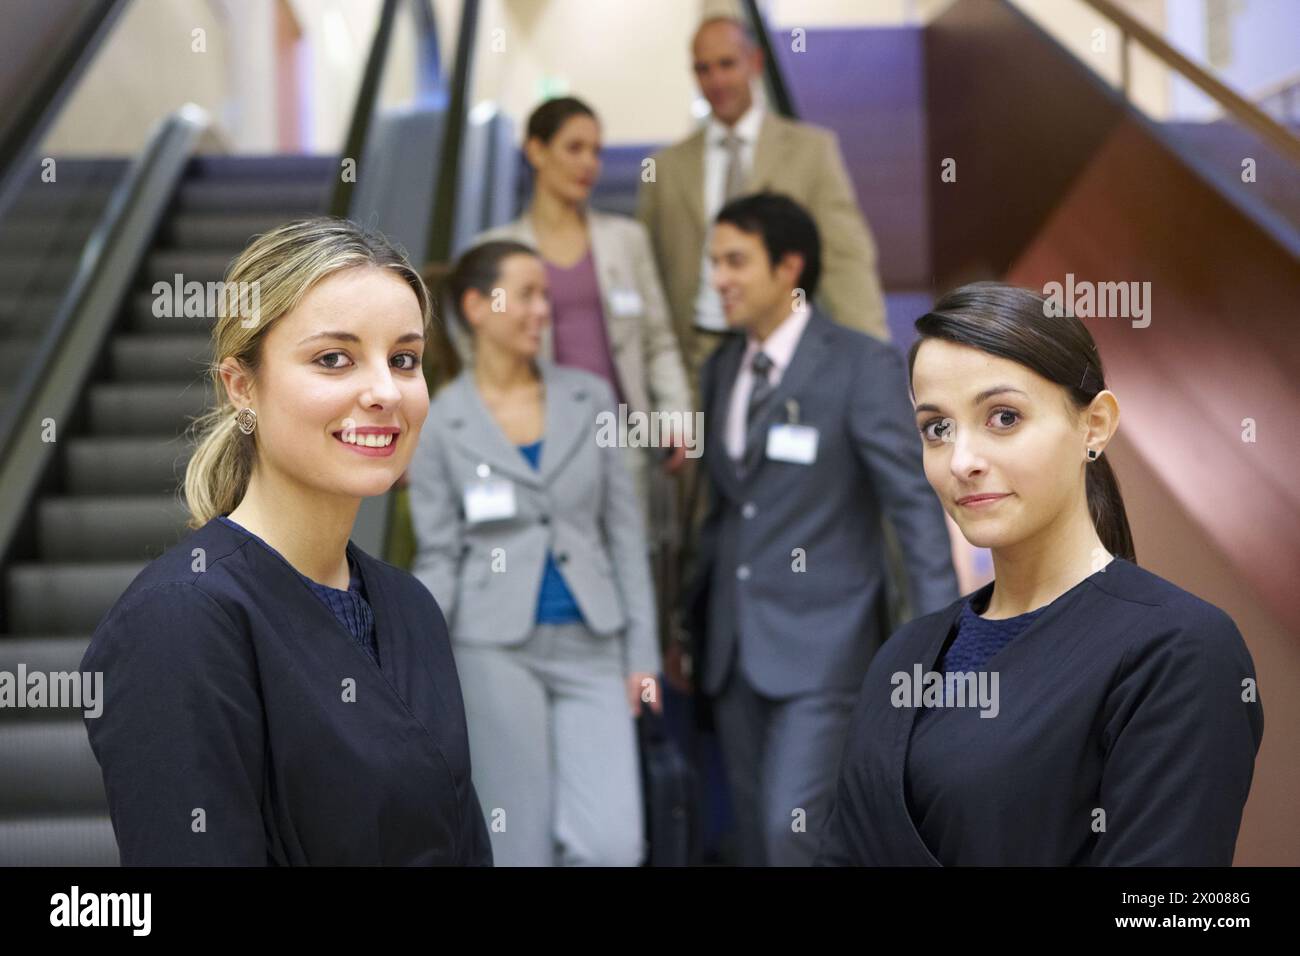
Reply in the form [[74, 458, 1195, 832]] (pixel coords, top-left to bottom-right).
[[0, 156, 332, 865], [0, 0, 446, 866]]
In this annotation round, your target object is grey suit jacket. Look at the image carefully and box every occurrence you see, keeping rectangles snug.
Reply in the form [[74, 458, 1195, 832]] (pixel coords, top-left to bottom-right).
[[409, 360, 661, 677], [689, 309, 958, 699]]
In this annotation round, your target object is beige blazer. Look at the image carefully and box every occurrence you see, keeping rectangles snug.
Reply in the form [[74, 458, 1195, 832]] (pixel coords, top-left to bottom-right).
[[635, 112, 889, 377], [460, 208, 693, 427]]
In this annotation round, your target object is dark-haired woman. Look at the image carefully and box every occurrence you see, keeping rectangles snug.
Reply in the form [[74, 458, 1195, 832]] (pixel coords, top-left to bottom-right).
[[462, 96, 692, 508], [817, 282, 1263, 866], [409, 240, 661, 866]]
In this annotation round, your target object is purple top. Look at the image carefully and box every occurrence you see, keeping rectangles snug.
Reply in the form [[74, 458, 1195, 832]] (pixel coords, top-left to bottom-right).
[[543, 249, 625, 404]]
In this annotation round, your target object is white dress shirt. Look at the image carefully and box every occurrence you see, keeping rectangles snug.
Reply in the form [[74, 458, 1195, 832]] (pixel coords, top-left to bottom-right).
[[694, 104, 765, 332], [725, 307, 811, 460]]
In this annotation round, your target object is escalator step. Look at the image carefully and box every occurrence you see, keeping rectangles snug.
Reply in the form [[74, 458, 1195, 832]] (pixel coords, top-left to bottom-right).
[[0, 636, 92, 675], [0, 720, 108, 815], [86, 382, 210, 436], [110, 334, 212, 382], [142, 250, 237, 287], [39, 496, 191, 562], [174, 180, 329, 214], [65, 437, 193, 495], [158, 212, 296, 250], [0, 815, 119, 867], [6, 562, 145, 634]]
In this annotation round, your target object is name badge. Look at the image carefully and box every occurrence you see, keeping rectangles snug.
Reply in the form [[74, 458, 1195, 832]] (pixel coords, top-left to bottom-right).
[[463, 476, 516, 524], [608, 288, 644, 317], [766, 424, 819, 465]]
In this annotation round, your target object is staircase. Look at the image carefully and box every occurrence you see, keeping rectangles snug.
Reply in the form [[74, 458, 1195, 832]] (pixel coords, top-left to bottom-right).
[[0, 154, 333, 865]]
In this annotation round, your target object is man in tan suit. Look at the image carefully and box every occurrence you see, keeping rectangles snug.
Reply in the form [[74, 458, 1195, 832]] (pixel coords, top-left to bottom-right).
[[636, 15, 889, 381]]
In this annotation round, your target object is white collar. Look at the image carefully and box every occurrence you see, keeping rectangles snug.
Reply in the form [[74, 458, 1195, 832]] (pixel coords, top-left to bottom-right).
[[708, 102, 764, 147]]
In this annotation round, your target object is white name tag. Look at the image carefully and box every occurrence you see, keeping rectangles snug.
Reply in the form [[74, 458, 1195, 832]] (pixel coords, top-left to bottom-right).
[[608, 288, 644, 317], [463, 478, 517, 524], [766, 424, 819, 465]]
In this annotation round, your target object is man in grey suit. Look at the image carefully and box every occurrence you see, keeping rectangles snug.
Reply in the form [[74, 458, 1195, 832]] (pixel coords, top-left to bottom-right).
[[685, 193, 958, 866]]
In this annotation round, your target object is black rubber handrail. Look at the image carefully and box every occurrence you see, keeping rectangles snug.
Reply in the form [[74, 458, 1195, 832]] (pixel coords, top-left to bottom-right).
[[0, 0, 128, 211], [741, 0, 796, 119], [424, 0, 480, 266], [329, 0, 402, 218]]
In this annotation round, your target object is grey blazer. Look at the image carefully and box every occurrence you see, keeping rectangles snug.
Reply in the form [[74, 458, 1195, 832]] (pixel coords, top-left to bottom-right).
[[689, 309, 959, 698], [409, 360, 661, 676]]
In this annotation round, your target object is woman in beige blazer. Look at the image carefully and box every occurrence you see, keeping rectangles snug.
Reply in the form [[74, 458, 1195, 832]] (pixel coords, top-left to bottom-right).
[[464, 97, 693, 509]]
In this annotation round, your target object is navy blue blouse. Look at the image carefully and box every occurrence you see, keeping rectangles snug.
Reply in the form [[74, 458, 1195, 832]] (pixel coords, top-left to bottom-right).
[[941, 596, 1046, 673], [217, 515, 379, 666]]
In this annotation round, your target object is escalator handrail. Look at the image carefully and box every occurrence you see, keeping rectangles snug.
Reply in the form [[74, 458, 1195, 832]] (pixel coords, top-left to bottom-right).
[[329, 0, 443, 218], [0, 0, 131, 220], [424, 0, 480, 265], [741, 0, 797, 120], [0, 107, 208, 565]]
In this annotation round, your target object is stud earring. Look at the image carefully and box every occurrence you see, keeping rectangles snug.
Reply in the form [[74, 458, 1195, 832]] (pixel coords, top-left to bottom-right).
[[1086, 448, 1099, 461], [235, 407, 258, 435]]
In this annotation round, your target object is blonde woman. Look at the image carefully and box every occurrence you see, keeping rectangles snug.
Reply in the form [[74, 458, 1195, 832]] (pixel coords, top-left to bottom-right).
[[80, 218, 492, 866]]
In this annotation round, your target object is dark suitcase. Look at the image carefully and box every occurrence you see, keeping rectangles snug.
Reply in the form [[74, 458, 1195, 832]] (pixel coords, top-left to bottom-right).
[[637, 708, 698, 866]]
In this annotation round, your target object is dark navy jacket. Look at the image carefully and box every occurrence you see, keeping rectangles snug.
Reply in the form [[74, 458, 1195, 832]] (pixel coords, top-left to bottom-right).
[[816, 558, 1264, 866], [81, 518, 492, 865]]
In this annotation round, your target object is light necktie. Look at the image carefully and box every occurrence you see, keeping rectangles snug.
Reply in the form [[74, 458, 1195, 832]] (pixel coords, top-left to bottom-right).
[[722, 130, 746, 202]]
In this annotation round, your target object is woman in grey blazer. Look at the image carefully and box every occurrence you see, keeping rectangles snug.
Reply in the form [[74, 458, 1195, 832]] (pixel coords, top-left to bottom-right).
[[409, 240, 662, 866], [456, 97, 693, 508]]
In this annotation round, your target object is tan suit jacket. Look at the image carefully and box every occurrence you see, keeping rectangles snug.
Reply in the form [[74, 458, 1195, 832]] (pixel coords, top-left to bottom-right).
[[636, 112, 888, 378]]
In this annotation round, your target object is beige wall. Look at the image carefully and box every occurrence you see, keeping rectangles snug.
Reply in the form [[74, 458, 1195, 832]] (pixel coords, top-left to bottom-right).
[[40, 0, 966, 157], [1009, 0, 1172, 118], [44, 0, 235, 155]]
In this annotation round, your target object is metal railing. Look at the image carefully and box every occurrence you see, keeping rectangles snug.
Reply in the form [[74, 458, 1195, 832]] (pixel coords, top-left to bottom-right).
[[1082, 0, 1300, 167]]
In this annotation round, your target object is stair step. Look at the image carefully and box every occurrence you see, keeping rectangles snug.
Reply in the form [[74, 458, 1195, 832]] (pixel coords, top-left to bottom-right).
[[64, 437, 193, 495], [0, 636, 92, 674], [0, 815, 119, 866], [141, 250, 237, 288], [6, 562, 144, 634], [39, 496, 191, 562], [86, 382, 210, 436], [0, 720, 107, 815], [173, 180, 328, 214], [157, 212, 296, 250], [0, 255, 82, 291], [0, 637, 94, 721], [110, 334, 212, 382]]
